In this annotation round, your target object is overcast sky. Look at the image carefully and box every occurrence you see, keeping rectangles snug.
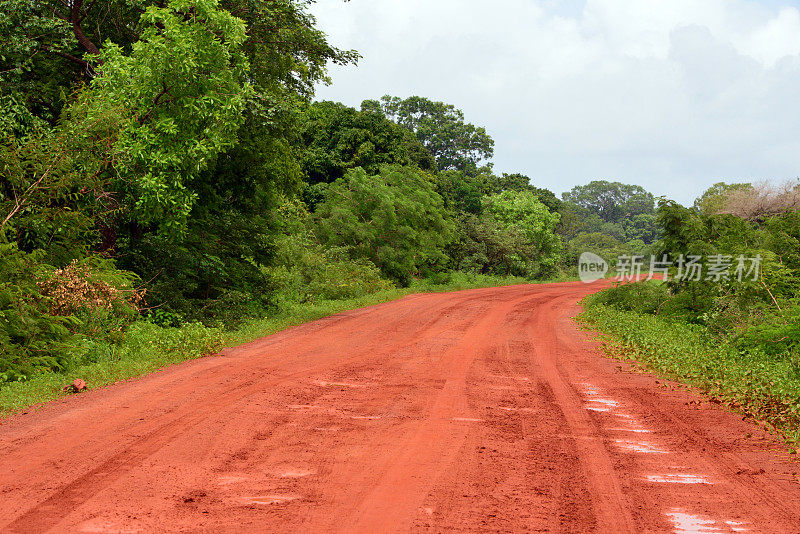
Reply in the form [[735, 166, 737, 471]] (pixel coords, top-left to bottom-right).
[[309, 0, 800, 204]]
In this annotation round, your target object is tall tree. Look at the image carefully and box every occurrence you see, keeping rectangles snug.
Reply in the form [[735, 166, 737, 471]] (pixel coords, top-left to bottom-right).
[[562, 180, 655, 223], [314, 166, 454, 284], [483, 190, 562, 277], [694, 182, 752, 216], [0, 0, 358, 123], [297, 101, 436, 185], [376, 95, 494, 172]]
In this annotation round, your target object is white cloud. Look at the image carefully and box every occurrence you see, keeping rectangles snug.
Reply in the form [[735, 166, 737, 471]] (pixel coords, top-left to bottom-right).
[[309, 0, 800, 203]]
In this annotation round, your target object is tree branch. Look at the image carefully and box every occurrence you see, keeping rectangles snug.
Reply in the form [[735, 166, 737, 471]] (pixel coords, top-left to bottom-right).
[[68, 0, 103, 63], [43, 46, 91, 71]]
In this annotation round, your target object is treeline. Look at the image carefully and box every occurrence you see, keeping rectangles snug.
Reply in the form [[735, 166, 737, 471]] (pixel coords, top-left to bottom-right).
[[597, 179, 800, 335], [2, 0, 772, 392], [0, 0, 660, 386], [586, 181, 800, 434]]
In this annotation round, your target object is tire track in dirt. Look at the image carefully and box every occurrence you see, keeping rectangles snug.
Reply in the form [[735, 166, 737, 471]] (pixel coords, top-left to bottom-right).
[[1, 292, 494, 532], [1, 281, 799, 533], [524, 293, 637, 532], [339, 291, 539, 533]]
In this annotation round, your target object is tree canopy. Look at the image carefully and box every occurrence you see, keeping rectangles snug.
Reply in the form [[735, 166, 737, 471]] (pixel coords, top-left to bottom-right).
[[314, 166, 454, 284], [562, 180, 655, 223], [373, 95, 494, 172], [297, 101, 436, 185]]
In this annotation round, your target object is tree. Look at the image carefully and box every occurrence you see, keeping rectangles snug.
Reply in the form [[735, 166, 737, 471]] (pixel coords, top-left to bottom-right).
[[694, 182, 752, 216], [623, 213, 660, 244], [720, 180, 800, 221], [556, 203, 604, 240], [483, 190, 562, 277], [562, 180, 655, 223], [0, 0, 358, 121], [2, 0, 363, 324], [565, 232, 626, 266], [447, 213, 534, 277], [377, 95, 494, 172], [434, 169, 495, 215], [85, 0, 251, 236], [297, 101, 435, 185], [1, 0, 359, 230], [314, 166, 454, 284], [486, 173, 564, 213], [2, 0, 254, 241], [109, 0, 360, 318]]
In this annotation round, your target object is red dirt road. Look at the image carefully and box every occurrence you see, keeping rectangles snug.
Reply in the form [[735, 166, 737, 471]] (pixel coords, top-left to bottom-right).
[[2, 281, 800, 533]]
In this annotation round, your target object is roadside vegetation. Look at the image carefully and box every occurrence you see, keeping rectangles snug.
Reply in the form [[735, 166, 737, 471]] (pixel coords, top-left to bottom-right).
[[581, 184, 800, 441], [2, 0, 797, 429], [4, 0, 599, 413], [0, 272, 527, 414]]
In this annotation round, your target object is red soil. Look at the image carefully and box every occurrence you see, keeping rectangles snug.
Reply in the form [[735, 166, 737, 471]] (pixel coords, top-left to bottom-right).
[[1, 281, 799, 532]]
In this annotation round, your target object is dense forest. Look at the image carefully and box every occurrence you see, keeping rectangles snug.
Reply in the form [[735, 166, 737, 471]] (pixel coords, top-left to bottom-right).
[[582, 181, 800, 436], [1, 0, 799, 428]]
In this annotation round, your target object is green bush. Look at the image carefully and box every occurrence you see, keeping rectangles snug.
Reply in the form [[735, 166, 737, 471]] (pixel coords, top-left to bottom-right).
[[581, 298, 800, 440], [735, 303, 800, 358], [591, 281, 671, 315], [314, 165, 454, 285], [0, 243, 75, 383], [447, 213, 537, 277], [118, 226, 274, 327], [269, 232, 394, 304]]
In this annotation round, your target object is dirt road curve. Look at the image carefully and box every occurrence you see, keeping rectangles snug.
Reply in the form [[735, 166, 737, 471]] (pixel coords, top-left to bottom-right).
[[2, 281, 800, 533]]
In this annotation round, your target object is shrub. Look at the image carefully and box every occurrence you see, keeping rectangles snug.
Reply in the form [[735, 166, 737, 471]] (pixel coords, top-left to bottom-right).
[[314, 165, 454, 285], [269, 232, 393, 304], [735, 303, 800, 358], [0, 244, 75, 382], [37, 256, 143, 340], [0, 245, 147, 384], [591, 281, 671, 315]]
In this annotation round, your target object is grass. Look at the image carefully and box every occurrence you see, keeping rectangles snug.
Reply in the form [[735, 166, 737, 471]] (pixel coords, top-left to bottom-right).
[[579, 294, 800, 443], [0, 271, 549, 417]]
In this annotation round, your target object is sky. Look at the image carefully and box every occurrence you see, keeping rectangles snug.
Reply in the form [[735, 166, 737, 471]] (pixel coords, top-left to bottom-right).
[[308, 0, 800, 204]]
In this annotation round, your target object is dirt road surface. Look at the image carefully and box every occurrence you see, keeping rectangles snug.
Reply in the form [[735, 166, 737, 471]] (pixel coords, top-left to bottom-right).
[[2, 281, 800, 533]]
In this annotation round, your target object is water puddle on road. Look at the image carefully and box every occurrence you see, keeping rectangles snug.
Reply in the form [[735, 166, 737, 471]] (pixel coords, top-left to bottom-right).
[[589, 398, 619, 406], [586, 398, 620, 413], [279, 468, 315, 478], [666, 509, 748, 533], [645, 474, 712, 484], [581, 382, 600, 395], [580, 384, 624, 414], [615, 439, 669, 454]]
